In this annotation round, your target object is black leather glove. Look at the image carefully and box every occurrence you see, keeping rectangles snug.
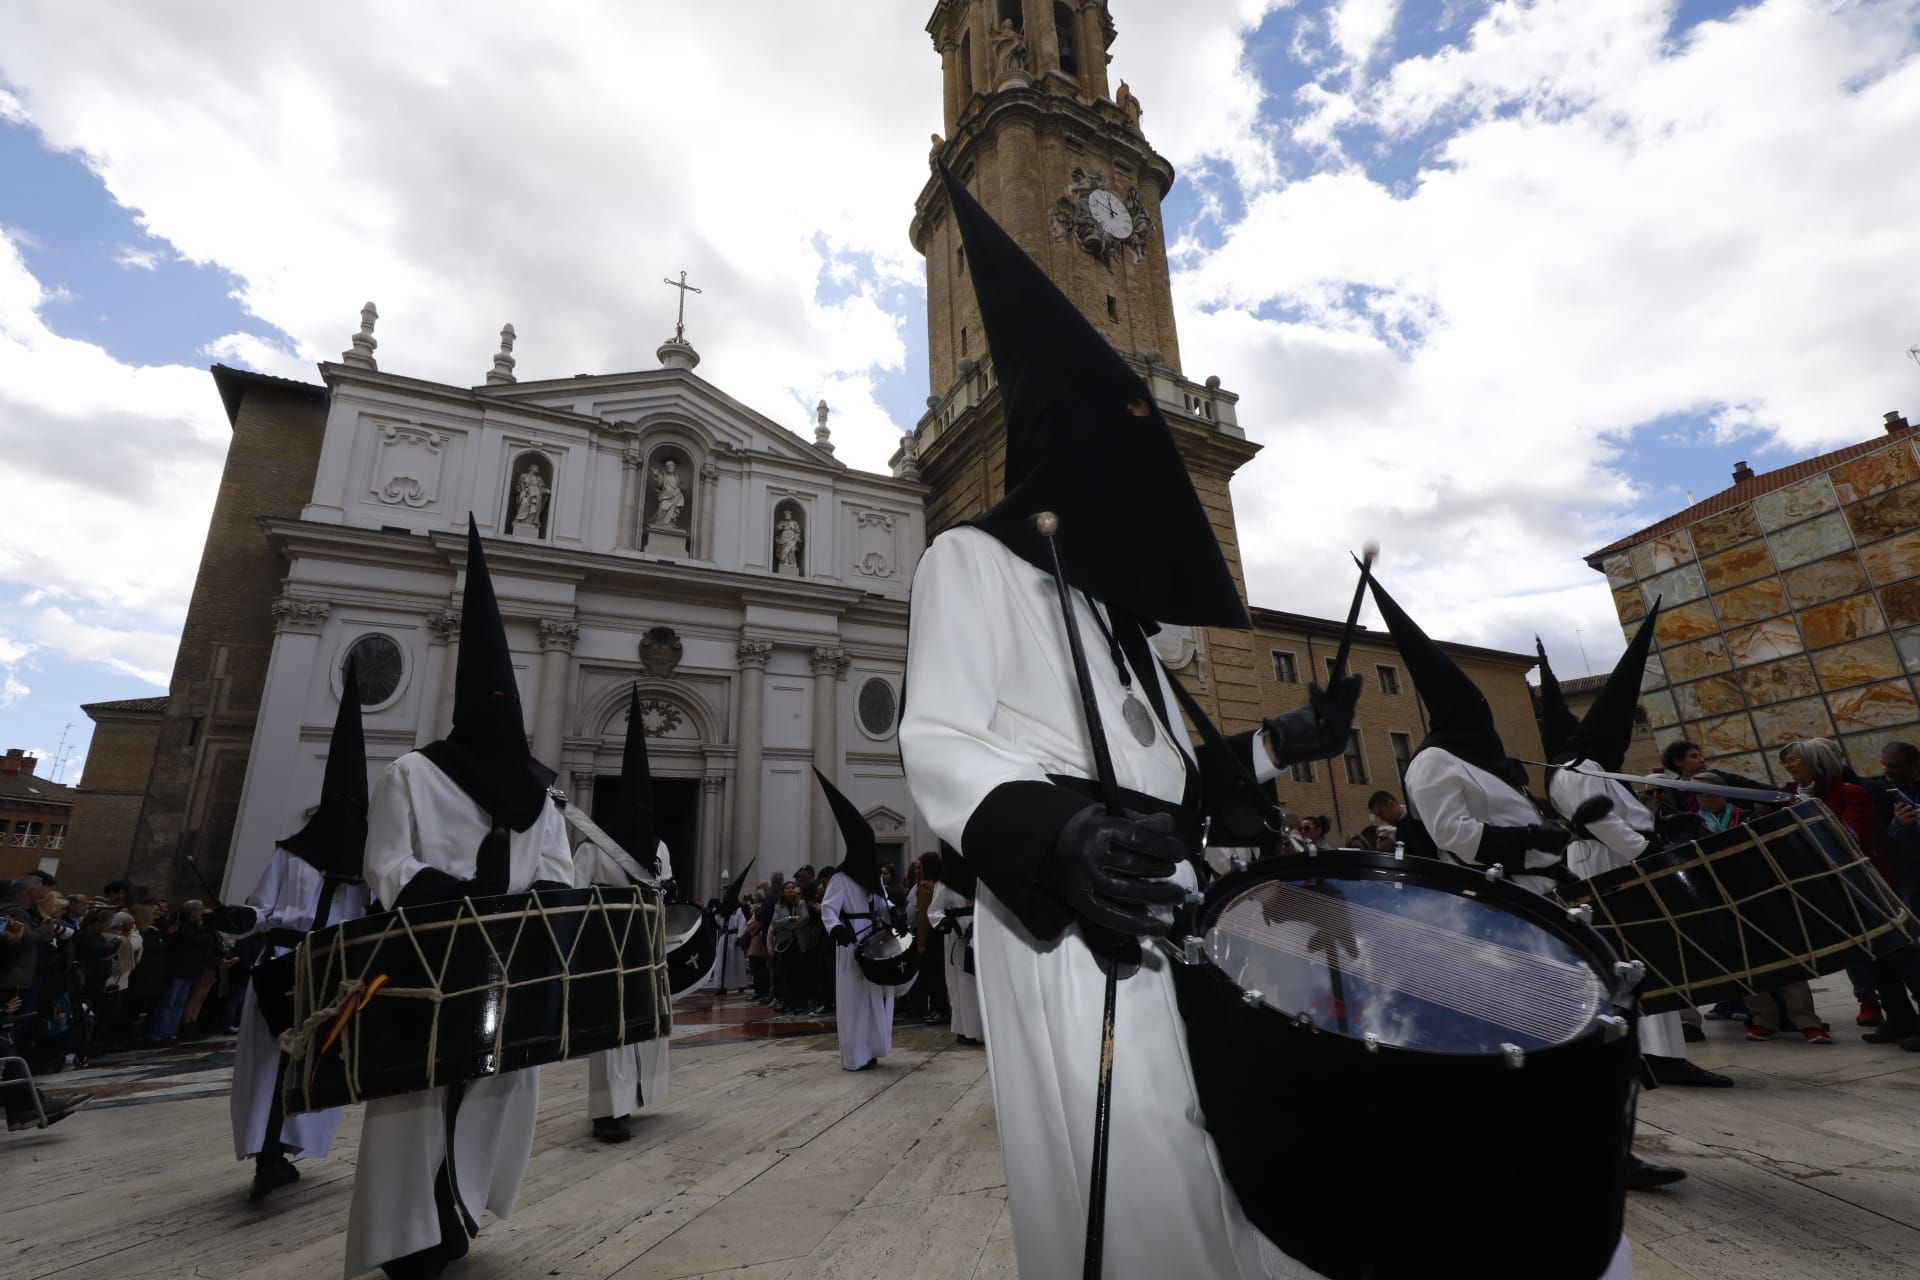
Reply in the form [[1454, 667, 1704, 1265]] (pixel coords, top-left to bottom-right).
[[1043, 805, 1188, 936], [470, 825, 512, 899], [1262, 675, 1363, 768], [393, 866, 472, 910], [1654, 810, 1706, 842], [211, 904, 258, 934], [830, 923, 857, 947], [1477, 824, 1571, 876]]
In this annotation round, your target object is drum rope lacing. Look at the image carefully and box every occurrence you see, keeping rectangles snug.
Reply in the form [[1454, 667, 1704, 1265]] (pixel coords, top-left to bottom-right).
[[1217, 882, 1604, 1045]]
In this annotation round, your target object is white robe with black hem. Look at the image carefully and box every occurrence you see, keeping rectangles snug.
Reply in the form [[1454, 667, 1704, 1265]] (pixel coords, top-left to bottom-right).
[[230, 846, 371, 1162], [927, 881, 983, 1043], [1549, 765, 1687, 1061], [343, 753, 574, 1280], [819, 874, 896, 1070], [1403, 747, 1565, 896], [570, 835, 670, 1119]]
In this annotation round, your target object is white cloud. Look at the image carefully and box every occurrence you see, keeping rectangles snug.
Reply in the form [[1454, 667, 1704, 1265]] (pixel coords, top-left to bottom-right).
[[1329, 0, 1402, 73], [112, 244, 161, 270], [0, 669, 28, 709]]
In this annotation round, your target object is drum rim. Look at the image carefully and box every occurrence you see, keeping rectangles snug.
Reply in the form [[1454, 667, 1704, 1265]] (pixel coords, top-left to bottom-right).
[[1192, 848, 1634, 1053]]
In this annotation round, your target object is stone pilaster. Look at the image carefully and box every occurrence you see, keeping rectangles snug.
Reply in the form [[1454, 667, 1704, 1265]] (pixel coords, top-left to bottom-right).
[[532, 619, 579, 767], [808, 646, 850, 862], [699, 773, 726, 900], [698, 460, 720, 560], [617, 445, 643, 549], [732, 639, 773, 867]]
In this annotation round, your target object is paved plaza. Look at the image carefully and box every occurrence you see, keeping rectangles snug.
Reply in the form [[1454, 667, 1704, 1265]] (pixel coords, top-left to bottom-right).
[[6, 979, 1920, 1279]]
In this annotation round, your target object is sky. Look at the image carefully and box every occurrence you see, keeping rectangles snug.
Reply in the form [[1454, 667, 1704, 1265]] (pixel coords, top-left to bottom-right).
[[1, 0, 1916, 782]]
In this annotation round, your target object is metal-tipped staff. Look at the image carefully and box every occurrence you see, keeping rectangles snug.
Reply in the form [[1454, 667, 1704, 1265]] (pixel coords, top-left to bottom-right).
[[1330, 541, 1380, 691], [1031, 511, 1122, 1280]]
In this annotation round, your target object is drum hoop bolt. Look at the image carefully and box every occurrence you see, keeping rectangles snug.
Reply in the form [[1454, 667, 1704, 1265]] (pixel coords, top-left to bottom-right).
[[1364, 1032, 1381, 1054], [1229, 856, 1250, 874], [1598, 1014, 1629, 1042], [1181, 935, 1205, 966], [1484, 864, 1505, 882], [1501, 1043, 1525, 1069], [1241, 987, 1264, 1007], [1566, 904, 1594, 926], [1613, 960, 1645, 996]]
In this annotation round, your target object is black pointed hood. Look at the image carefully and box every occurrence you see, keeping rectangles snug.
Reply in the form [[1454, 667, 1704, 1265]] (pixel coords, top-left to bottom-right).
[[720, 859, 755, 916], [814, 768, 880, 894], [280, 658, 370, 878], [418, 515, 556, 831], [1534, 638, 1581, 761], [937, 163, 1248, 629], [1558, 604, 1660, 772], [1367, 575, 1515, 782], [609, 685, 659, 872]]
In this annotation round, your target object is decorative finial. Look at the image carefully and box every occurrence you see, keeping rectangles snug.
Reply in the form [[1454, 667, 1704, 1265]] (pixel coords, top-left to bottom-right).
[[892, 430, 922, 482], [341, 301, 378, 370], [486, 323, 517, 385], [814, 400, 833, 454]]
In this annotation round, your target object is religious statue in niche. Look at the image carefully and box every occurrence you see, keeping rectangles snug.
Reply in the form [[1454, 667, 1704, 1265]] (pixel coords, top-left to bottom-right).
[[990, 18, 1028, 77], [512, 461, 549, 535], [652, 460, 686, 528], [774, 508, 804, 577], [1115, 81, 1144, 130]]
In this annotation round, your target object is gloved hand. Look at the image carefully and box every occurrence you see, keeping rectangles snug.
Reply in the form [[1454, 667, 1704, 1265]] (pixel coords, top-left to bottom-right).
[[1654, 810, 1707, 842], [830, 923, 857, 947], [210, 904, 258, 934], [1044, 805, 1188, 936], [1477, 824, 1571, 877], [1262, 675, 1363, 768], [470, 825, 512, 899]]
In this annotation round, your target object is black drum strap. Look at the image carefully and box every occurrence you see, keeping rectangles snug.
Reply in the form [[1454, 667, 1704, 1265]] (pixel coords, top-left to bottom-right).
[[440, 1078, 480, 1246], [258, 874, 348, 1163]]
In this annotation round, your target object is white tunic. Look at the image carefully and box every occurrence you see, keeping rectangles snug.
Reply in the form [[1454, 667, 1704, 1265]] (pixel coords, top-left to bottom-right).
[[229, 846, 371, 1161], [1404, 748, 1562, 895], [570, 835, 670, 1119], [1549, 765, 1686, 1061], [697, 906, 751, 993], [819, 874, 896, 1071], [927, 882, 983, 1043], [900, 528, 1301, 1280], [343, 754, 574, 1279]]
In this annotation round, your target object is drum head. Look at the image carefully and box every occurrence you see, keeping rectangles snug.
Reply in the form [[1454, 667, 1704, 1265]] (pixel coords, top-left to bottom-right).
[[665, 904, 715, 997], [1204, 855, 1613, 1055], [856, 927, 921, 990]]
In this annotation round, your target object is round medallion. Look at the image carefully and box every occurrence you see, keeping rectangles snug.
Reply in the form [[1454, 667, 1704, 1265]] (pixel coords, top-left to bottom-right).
[[1121, 695, 1157, 748]]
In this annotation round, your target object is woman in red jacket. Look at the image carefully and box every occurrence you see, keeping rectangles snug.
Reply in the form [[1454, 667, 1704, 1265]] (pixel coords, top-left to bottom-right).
[[1781, 740, 1920, 1049]]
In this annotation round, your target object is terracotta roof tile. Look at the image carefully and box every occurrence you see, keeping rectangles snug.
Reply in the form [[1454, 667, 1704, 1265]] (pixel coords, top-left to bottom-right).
[[81, 696, 170, 715]]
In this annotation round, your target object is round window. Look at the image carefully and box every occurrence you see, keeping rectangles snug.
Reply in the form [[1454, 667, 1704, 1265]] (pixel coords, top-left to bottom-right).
[[344, 634, 405, 707], [857, 677, 898, 739]]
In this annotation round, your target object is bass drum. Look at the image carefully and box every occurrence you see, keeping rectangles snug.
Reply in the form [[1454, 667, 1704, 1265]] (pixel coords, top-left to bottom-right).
[[1172, 849, 1640, 1280], [665, 904, 716, 997], [855, 925, 921, 992]]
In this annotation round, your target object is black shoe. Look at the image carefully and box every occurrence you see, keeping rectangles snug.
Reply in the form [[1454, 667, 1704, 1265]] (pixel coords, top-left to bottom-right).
[[1626, 1154, 1686, 1190], [1645, 1056, 1735, 1088], [592, 1115, 632, 1144], [179, 1026, 207, 1042], [1682, 1023, 1706, 1044], [381, 1247, 449, 1280], [249, 1150, 301, 1202], [1863, 1025, 1914, 1044]]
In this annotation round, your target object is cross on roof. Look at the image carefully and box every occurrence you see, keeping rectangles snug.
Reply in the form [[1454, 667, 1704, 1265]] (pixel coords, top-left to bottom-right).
[[663, 270, 703, 343]]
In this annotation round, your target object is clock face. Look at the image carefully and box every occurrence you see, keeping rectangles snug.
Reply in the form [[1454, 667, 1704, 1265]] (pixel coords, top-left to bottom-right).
[[1087, 188, 1134, 239]]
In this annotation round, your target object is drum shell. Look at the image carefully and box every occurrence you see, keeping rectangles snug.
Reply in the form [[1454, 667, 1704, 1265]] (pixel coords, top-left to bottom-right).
[[665, 904, 716, 997], [1557, 799, 1914, 1013], [1176, 852, 1637, 1280], [856, 928, 922, 990], [284, 884, 668, 1114]]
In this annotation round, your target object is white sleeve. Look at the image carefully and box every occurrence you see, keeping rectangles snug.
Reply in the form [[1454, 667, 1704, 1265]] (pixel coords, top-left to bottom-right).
[[819, 876, 848, 932], [899, 532, 1054, 851], [364, 760, 428, 908], [1250, 734, 1282, 785], [533, 800, 575, 886], [1405, 751, 1485, 861], [1553, 771, 1649, 861], [243, 848, 288, 933]]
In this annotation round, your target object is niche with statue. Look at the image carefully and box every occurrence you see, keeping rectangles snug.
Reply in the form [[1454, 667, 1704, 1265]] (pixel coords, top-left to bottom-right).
[[642, 445, 694, 556], [505, 452, 554, 539], [771, 500, 806, 577]]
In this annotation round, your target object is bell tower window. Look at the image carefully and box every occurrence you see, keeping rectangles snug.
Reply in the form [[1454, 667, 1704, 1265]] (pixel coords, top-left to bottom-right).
[[1055, 3, 1080, 76], [958, 32, 973, 99]]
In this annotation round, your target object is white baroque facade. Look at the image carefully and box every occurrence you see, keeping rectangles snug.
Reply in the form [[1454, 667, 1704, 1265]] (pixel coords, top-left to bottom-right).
[[225, 342, 928, 902]]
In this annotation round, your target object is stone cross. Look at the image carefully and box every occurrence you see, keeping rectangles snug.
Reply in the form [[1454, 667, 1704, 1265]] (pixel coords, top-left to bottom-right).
[[663, 270, 703, 343]]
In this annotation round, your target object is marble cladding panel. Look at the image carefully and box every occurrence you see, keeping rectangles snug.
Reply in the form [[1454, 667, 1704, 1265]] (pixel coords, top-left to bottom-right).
[[1653, 600, 1720, 646], [1832, 443, 1920, 503], [1643, 689, 1680, 729], [1766, 511, 1854, 572], [1752, 696, 1837, 748], [1661, 635, 1732, 682], [1845, 481, 1920, 544], [1843, 727, 1920, 772], [1697, 712, 1759, 756], [1689, 504, 1762, 558], [1652, 725, 1687, 753], [1603, 553, 1636, 591], [1781, 552, 1869, 610], [1712, 576, 1790, 627], [1708, 750, 1776, 787], [1797, 593, 1886, 650], [1899, 627, 1920, 674], [1726, 617, 1804, 668], [1641, 653, 1667, 693], [1630, 531, 1696, 580], [1861, 529, 1920, 586], [1811, 637, 1904, 692], [1674, 674, 1746, 719], [1613, 583, 1648, 624], [1829, 680, 1920, 733], [1642, 564, 1707, 607], [1699, 541, 1775, 593], [1884, 580, 1920, 630], [1738, 654, 1819, 706], [1754, 473, 1838, 532]]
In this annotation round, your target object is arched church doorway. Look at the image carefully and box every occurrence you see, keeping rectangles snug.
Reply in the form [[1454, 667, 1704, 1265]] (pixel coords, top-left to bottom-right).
[[591, 775, 700, 892]]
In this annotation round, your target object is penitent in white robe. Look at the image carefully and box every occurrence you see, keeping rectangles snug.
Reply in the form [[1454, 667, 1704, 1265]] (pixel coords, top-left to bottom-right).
[[570, 835, 670, 1119], [230, 846, 371, 1162], [343, 753, 575, 1280], [1404, 748, 1566, 896], [819, 874, 896, 1071], [1549, 764, 1687, 1062], [927, 881, 983, 1043], [698, 907, 751, 994]]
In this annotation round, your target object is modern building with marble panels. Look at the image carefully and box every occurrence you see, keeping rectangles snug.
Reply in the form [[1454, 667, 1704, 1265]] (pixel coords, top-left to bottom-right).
[[1586, 412, 1920, 783]]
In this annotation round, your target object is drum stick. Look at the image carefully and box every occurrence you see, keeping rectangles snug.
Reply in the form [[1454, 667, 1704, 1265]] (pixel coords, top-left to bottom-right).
[[1521, 761, 1792, 806], [1030, 511, 1121, 1280], [1329, 543, 1379, 690], [183, 855, 224, 905]]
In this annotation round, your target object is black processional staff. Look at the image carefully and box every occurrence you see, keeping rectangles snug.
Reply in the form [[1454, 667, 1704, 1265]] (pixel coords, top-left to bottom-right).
[[1030, 510, 1125, 1280], [1330, 541, 1380, 692]]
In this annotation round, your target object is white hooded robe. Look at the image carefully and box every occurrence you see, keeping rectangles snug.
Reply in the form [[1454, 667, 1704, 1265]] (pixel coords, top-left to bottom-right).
[[569, 834, 671, 1118]]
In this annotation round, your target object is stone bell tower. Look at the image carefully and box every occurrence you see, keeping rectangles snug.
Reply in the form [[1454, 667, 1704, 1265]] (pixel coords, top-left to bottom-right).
[[905, 0, 1266, 728]]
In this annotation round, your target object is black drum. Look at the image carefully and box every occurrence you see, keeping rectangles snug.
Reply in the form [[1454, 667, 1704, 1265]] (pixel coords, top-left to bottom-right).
[[1556, 798, 1914, 1013], [664, 904, 715, 997], [1172, 849, 1640, 1280], [281, 884, 669, 1115], [855, 924, 921, 991]]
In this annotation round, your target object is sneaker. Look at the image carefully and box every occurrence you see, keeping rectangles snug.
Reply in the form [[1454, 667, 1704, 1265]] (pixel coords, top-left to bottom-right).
[[1857, 1001, 1885, 1027], [1745, 1025, 1776, 1041], [1802, 1026, 1833, 1045], [1705, 1001, 1746, 1021]]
